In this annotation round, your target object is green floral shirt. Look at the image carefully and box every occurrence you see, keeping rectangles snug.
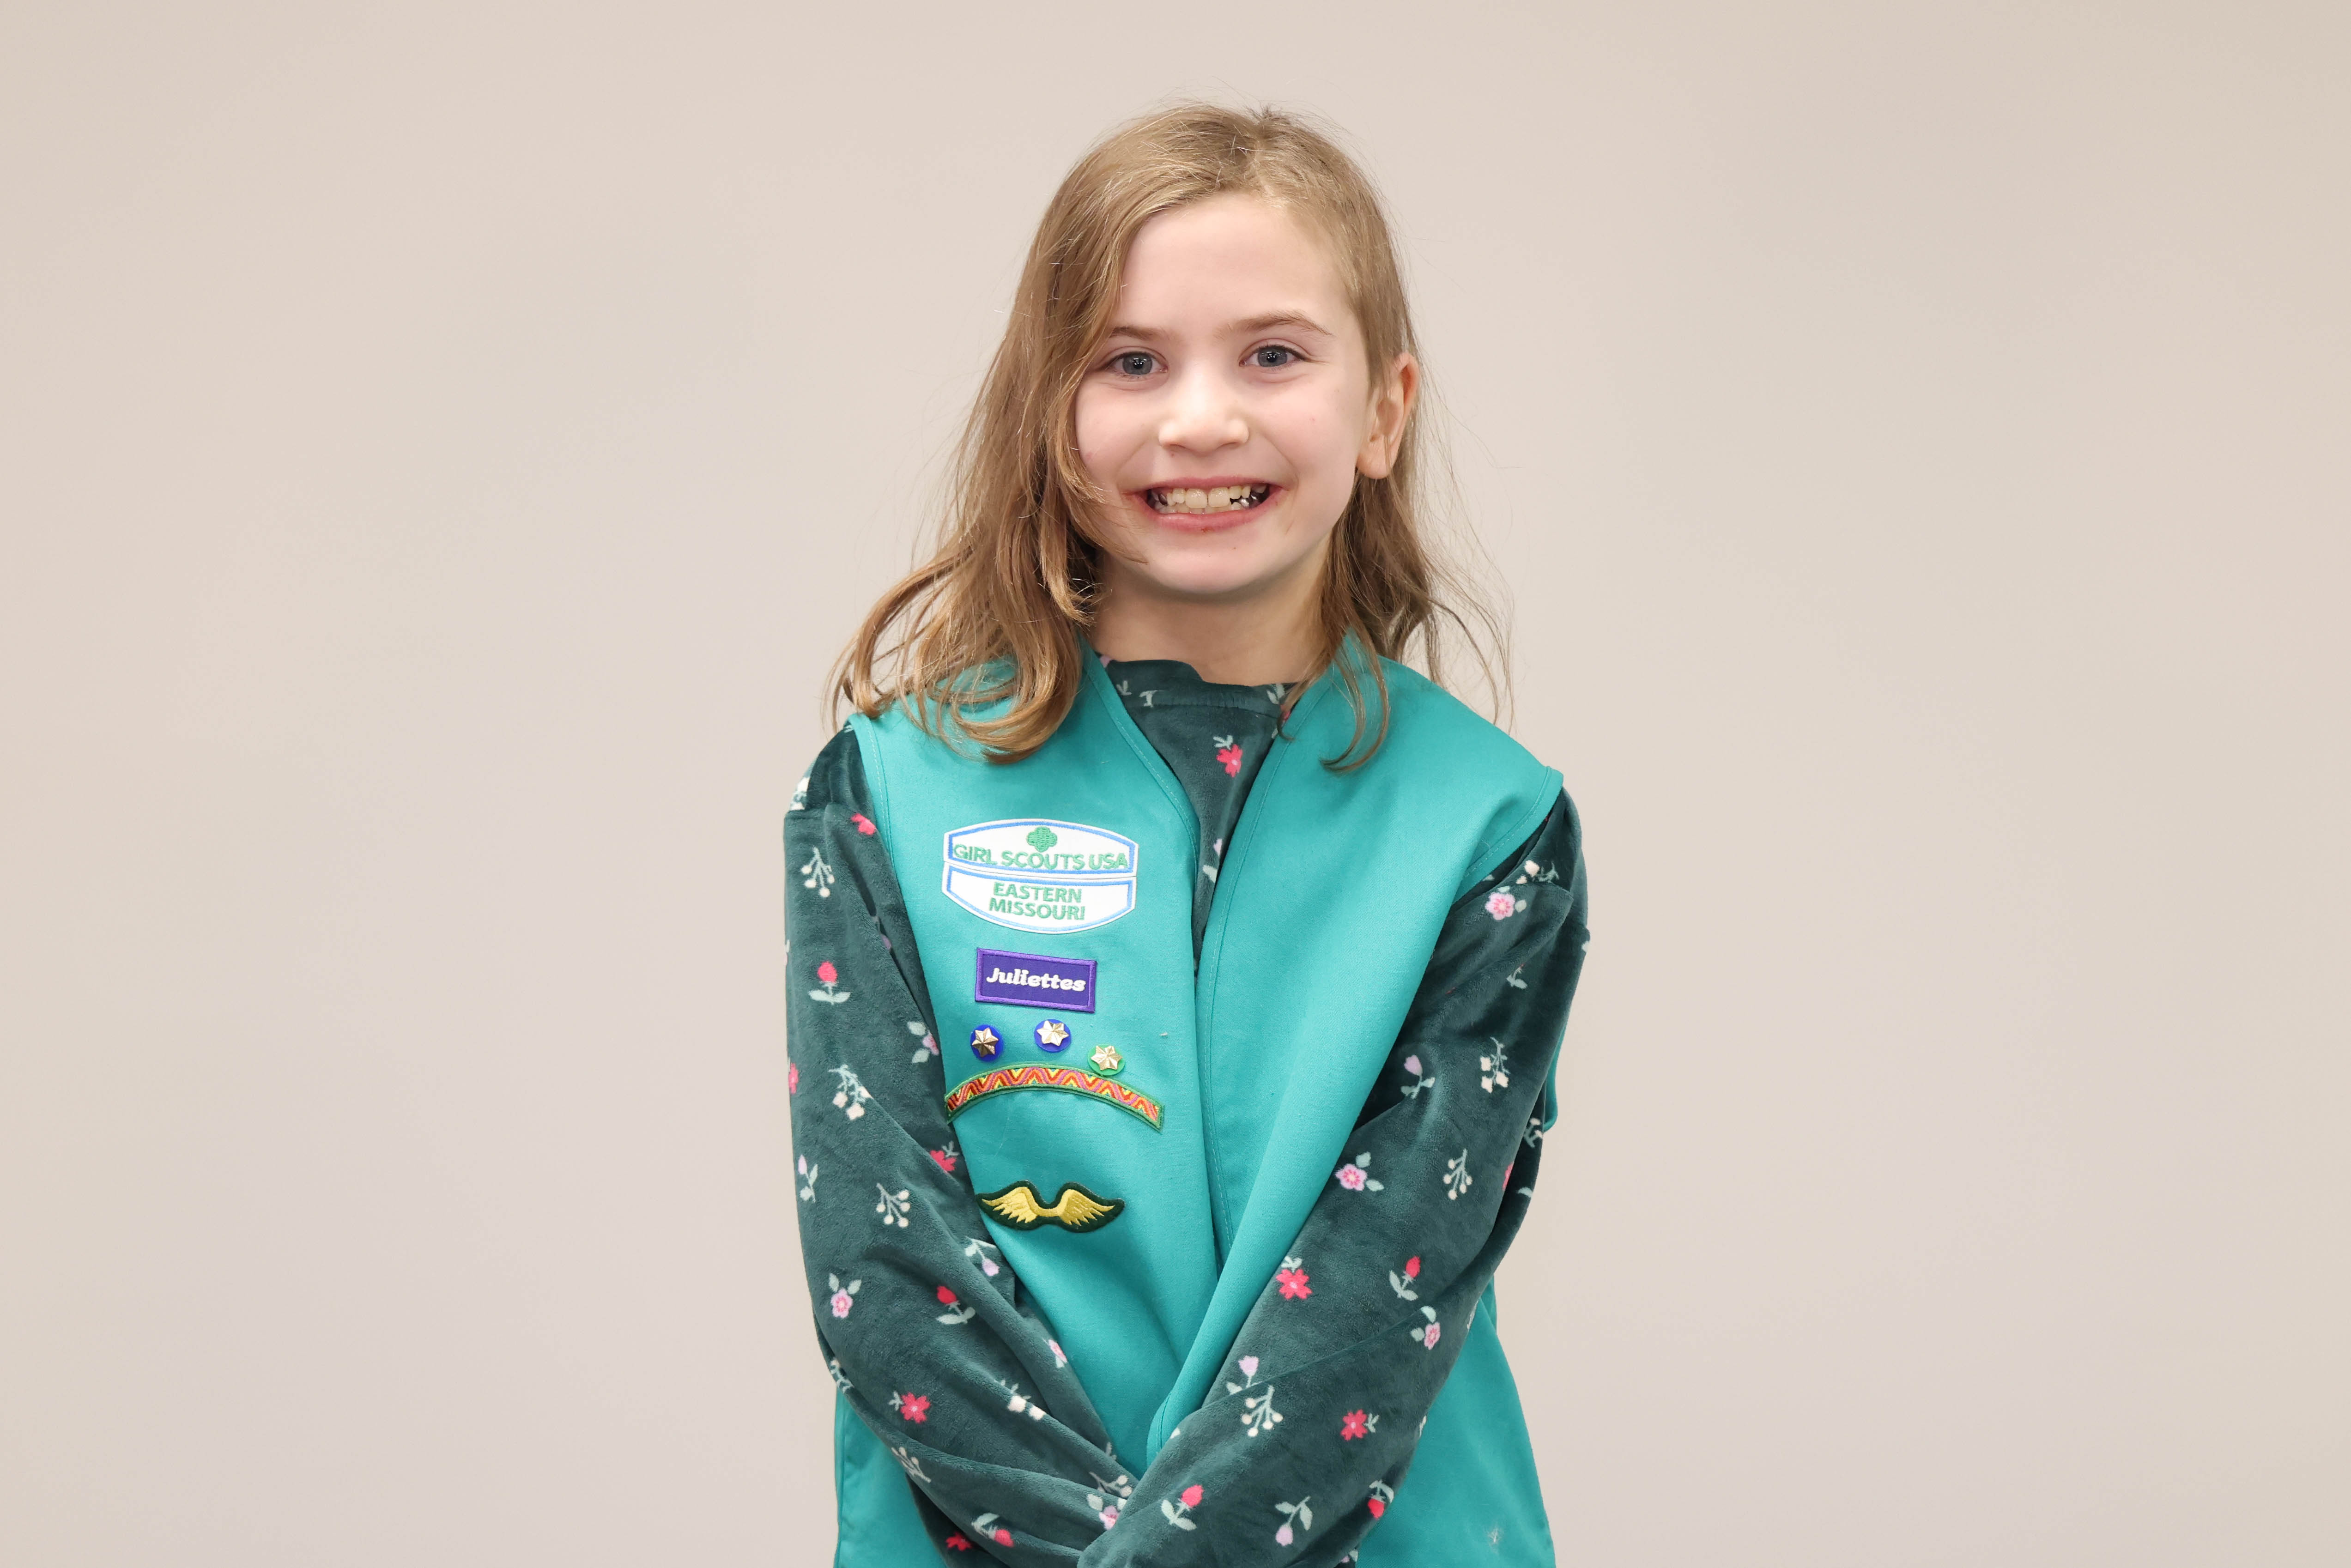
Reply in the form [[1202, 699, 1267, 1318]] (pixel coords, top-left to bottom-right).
[[787, 660, 1589, 1564]]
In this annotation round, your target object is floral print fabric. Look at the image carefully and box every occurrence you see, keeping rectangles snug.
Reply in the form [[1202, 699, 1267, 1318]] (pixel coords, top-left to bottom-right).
[[787, 659, 1588, 1564]]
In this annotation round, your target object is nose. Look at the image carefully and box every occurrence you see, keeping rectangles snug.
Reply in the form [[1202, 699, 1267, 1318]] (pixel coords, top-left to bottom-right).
[[1155, 362, 1248, 454]]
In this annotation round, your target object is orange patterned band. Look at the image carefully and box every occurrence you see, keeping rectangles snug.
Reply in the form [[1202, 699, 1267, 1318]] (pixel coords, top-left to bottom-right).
[[943, 1064, 1164, 1131]]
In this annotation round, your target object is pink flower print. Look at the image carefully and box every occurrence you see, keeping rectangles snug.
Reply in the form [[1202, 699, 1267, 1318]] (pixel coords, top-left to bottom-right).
[[1340, 1409, 1372, 1440], [1423, 1320, 1441, 1348], [1410, 1304, 1441, 1348], [825, 1272, 860, 1318], [1403, 1054, 1421, 1076], [1485, 888, 1523, 920], [1333, 1151, 1384, 1192], [944, 1535, 971, 1552], [936, 1286, 957, 1305], [788, 1061, 800, 1094], [1213, 735, 1243, 776], [1405, 1255, 1421, 1281], [808, 960, 851, 1005], [1337, 1163, 1366, 1191], [929, 1146, 958, 1175], [894, 1392, 931, 1423], [1276, 1260, 1313, 1300], [1161, 1482, 1206, 1528], [1367, 1480, 1394, 1519], [850, 811, 877, 835]]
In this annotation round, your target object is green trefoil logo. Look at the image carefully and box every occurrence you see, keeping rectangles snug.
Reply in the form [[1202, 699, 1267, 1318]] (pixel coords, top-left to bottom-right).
[[1026, 825, 1058, 852]]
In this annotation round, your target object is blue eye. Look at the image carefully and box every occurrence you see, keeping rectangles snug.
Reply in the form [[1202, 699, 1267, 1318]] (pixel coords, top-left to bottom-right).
[[1250, 345, 1298, 369], [1114, 351, 1155, 376]]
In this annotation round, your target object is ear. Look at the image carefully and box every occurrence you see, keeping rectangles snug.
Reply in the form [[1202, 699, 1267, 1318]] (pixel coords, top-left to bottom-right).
[[1356, 351, 1419, 480]]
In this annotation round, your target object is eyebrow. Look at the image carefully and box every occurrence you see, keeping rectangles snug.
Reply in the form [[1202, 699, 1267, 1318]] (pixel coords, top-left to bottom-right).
[[1104, 311, 1335, 341]]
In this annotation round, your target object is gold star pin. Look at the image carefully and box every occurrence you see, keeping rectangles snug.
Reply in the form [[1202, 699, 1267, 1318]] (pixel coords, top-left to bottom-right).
[[969, 1026, 1000, 1059], [1034, 1019, 1070, 1050], [1089, 1043, 1124, 1075]]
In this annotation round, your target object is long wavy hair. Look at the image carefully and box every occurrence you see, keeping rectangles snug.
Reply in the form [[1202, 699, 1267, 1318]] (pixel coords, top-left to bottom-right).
[[831, 102, 1506, 767]]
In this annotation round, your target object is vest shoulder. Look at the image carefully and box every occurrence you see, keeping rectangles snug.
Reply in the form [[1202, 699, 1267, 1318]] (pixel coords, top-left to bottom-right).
[[1371, 658, 1550, 776]]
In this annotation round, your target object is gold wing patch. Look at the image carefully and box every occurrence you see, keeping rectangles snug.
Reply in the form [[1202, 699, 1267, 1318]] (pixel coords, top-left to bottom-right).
[[976, 1181, 1126, 1234]]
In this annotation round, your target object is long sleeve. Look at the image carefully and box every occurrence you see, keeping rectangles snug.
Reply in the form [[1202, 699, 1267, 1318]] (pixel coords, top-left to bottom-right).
[[1077, 793, 1589, 1567], [787, 730, 1138, 1562]]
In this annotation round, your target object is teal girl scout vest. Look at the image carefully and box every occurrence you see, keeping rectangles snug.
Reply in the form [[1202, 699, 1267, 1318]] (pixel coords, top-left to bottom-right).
[[837, 649, 1563, 1563]]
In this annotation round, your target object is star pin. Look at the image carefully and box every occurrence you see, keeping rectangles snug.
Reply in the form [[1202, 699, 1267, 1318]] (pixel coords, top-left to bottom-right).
[[968, 1025, 1001, 1060], [1089, 1043, 1124, 1076], [1034, 1018, 1071, 1053]]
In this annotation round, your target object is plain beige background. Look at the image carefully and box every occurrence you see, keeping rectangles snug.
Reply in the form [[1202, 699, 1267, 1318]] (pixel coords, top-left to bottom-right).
[[4, 3, 2346, 1564]]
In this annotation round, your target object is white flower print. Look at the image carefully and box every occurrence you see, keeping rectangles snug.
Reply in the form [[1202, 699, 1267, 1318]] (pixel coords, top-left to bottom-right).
[[891, 1444, 929, 1483], [1398, 1053, 1436, 1099], [908, 1020, 937, 1063], [796, 1154, 818, 1202], [875, 1183, 911, 1229], [1517, 858, 1561, 885], [789, 775, 809, 811], [1444, 1148, 1474, 1201], [1273, 1497, 1314, 1547], [825, 1272, 861, 1319], [1479, 1038, 1510, 1093], [1225, 1354, 1282, 1437], [1333, 1151, 1385, 1192], [1411, 1304, 1442, 1349], [799, 845, 834, 897], [999, 1379, 1047, 1421], [828, 1065, 871, 1120], [826, 1356, 852, 1391], [1505, 963, 1528, 989], [1523, 1110, 1547, 1148]]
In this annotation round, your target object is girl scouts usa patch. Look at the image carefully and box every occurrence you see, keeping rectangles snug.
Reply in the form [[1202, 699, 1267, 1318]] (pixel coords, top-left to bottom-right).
[[942, 818, 1138, 933]]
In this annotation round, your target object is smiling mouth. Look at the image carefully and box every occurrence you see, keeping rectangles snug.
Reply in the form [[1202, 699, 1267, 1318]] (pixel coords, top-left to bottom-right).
[[1146, 483, 1273, 515]]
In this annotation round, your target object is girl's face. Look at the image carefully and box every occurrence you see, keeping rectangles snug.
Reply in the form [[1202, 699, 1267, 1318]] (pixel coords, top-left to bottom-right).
[[1075, 194, 1415, 613]]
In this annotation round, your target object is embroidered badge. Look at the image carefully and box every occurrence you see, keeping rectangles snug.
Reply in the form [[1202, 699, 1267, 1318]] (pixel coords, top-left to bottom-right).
[[1088, 1043, 1124, 1076], [976, 1180, 1126, 1233], [1034, 1018, 1071, 1053], [974, 948, 1097, 1012], [945, 1065, 1163, 1130], [943, 819, 1139, 934], [968, 1025, 1002, 1061]]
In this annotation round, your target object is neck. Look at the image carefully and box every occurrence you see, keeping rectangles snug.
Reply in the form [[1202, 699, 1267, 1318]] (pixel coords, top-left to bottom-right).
[[1086, 559, 1323, 687]]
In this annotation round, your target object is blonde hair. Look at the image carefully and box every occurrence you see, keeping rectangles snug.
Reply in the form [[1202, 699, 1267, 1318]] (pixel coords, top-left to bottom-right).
[[831, 102, 1505, 767]]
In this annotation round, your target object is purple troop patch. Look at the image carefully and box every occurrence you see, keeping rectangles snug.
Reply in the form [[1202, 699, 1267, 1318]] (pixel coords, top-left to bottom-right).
[[974, 949, 1097, 1013]]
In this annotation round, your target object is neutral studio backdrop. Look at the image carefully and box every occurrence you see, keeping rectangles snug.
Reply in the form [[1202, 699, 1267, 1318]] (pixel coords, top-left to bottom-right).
[[4, 3, 2346, 1564]]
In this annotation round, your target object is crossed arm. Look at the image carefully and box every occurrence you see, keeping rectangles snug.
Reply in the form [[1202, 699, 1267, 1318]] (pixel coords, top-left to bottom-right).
[[787, 729, 1587, 1564]]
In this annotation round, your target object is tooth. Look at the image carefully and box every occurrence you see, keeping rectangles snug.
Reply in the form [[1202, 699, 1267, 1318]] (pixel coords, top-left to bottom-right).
[[1208, 487, 1229, 508], [1176, 488, 1198, 510]]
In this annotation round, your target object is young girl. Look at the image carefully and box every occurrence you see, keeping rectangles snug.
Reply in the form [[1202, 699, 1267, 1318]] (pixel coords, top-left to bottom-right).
[[787, 105, 1588, 1566]]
